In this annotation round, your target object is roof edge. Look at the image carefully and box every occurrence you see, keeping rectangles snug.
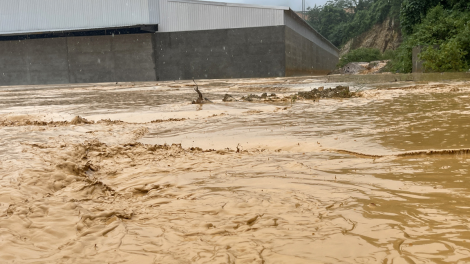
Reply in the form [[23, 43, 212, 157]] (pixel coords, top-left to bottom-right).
[[285, 9, 339, 53], [0, 24, 157, 37], [168, 0, 289, 10]]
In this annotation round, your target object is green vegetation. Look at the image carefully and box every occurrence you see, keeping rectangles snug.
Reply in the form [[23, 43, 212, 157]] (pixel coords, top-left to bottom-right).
[[420, 39, 468, 72], [338, 48, 382, 67], [391, 5, 470, 72], [337, 47, 398, 68], [308, 0, 470, 72], [306, 0, 402, 47], [400, 0, 470, 36]]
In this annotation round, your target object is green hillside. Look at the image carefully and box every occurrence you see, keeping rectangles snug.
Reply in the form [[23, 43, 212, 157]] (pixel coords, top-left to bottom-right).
[[307, 0, 470, 72]]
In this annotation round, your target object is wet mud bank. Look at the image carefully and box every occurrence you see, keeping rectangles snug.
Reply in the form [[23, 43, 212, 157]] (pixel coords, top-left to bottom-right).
[[1, 75, 470, 263]]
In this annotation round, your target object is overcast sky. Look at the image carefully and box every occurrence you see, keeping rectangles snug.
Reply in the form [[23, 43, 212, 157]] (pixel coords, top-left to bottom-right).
[[205, 0, 329, 11]]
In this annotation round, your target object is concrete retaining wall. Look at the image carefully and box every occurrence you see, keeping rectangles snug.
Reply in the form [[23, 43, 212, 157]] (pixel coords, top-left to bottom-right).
[[0, 34, 156, 86], [0, 26, 339, 86], [154, 25, 338, 81], [154, 26, 286, 81], [285, 26, 338, 76], [412, 45, 441, 73], [412, 46, 424, 73], [67, 34, 156, 83], [0, 37, 69, 85]]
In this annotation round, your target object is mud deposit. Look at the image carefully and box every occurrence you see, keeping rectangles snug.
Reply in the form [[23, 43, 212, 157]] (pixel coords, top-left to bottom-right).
[[1, 77, 470, 263]]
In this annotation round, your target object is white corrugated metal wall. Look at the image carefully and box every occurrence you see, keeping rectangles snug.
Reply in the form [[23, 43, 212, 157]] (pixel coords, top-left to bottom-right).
[[157, 0, 286, 32], [0, 0, 160, 35]]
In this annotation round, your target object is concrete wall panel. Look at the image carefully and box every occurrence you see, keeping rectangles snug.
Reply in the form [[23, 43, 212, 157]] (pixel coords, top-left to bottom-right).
[[67, 34, 156, 83], [0, 38, 69, 85], [66, 35, 115, 83], [0, 72, 31, 86], [154, 26, 286, 81], [112, 34, 156, 82], [29, 70, 70, 85], [0, 34, 156, 86], [113, 35, 154, 51], [285, 27, 338, 76], [67, 51, 116, 83], [67, 36, 113, 53]]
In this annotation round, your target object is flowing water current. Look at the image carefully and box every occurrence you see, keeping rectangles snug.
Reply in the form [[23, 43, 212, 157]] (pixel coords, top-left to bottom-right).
[[0, 77, 470, 263]]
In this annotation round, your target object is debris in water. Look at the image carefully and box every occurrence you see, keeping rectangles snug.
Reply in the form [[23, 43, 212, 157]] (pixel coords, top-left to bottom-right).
[[70, 116, 93, 125], [192, 79, 212, 104], [223, 94, 236, 102], [298, 86, 352, 99]]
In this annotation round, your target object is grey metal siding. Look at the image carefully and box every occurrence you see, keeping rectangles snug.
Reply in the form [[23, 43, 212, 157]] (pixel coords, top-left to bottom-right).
[[283, 11, 339, 57], [0, 0, 160, 35], [158, 0, 286, 32]]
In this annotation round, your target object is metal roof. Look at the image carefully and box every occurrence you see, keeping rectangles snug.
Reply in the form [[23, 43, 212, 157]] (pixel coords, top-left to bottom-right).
[[169, 0, 289, 10]]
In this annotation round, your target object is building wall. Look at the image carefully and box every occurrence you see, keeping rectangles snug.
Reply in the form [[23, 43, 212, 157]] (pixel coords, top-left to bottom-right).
[[284, 10, 338, 58], [67, 34, 156, 83], [0, 25, 339, 86], [154, 26, 286, 81], [285, 27, 338, 76], [158, 0, 286, 32], [0, 38, 69, 85], [0, 0, 159, 36], [0, 34, 156, 86]]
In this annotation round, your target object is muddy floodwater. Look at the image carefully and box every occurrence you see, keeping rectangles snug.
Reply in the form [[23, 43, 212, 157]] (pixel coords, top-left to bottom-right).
[[1, 75, 470, 263]]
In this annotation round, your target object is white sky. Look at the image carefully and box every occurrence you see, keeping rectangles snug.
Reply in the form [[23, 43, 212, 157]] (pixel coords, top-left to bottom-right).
[[204, 0, 329, 11]]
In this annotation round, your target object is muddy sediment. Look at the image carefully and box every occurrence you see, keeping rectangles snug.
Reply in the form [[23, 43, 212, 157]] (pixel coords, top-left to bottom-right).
[[333, 148, 470, 158], [0, 115, 188, 127], [298, 86, 352, 99], [1, 76, 470, 263]]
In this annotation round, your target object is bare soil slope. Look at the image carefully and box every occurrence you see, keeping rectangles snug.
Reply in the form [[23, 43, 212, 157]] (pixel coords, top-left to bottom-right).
[[340, 17, 402, 56]]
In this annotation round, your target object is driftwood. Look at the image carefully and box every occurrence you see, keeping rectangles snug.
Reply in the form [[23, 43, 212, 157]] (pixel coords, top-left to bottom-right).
[[192, 79, 212, 104]]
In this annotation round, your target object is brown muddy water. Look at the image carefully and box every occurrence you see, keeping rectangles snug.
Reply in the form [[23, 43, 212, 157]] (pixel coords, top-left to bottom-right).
[[1, 76, 470, 263]]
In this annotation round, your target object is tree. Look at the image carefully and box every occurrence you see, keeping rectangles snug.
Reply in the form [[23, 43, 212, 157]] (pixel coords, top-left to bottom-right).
[[392, 5, 470, 72], [306, 0, 403, 47], [400, 0, 470, 35]]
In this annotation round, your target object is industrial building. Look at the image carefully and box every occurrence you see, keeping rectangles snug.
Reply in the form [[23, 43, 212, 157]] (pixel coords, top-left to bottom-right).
[[0, 0, 339, 86]]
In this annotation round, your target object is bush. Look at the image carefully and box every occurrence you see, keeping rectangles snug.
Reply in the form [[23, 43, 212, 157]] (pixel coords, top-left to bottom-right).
[[388, 41, 414, 73], [338, 48, 383, 68], [306, 0, 403, 47], [382, 49, 397, 60], [400, 0, 470, 36], [420, 40, 468, 72], [390, 5, 470, 73]]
